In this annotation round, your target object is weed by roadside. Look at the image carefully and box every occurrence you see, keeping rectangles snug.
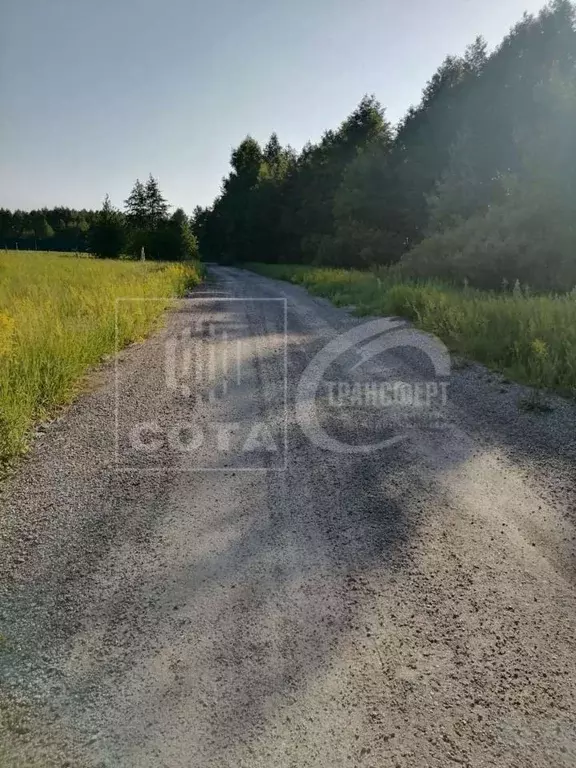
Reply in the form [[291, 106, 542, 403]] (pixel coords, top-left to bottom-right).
[[247, 263, 576, 398]]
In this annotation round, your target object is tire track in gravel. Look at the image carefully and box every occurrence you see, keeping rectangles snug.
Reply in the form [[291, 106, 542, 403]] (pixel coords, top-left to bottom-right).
[[1, 266, 575, 767]]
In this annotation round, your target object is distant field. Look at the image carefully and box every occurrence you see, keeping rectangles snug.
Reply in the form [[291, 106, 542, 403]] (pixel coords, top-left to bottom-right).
[[0, 250, 202, 465], [248, 263, 576, 398]]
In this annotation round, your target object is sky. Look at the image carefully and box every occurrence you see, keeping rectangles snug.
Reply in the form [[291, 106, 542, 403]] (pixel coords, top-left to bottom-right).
[[1, 0, 548, 214]]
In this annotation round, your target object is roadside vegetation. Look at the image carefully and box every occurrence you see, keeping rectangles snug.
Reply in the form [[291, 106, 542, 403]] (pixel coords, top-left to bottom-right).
[[0, 250, 202, 466], [249, 263, 576, 397], [189, 0, 576, 396], [192, 1, 576, 295], [2, 1, 574, 418]]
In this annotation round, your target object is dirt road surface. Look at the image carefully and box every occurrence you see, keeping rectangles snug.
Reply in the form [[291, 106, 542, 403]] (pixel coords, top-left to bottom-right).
[[1, 266, 575, 767]]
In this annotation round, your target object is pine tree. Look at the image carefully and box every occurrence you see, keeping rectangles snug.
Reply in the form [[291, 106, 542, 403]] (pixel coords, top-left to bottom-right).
[[218, 137, 264, 262], [124, 180, 148, 229], [88, 195, 126, 259], [263, 133, 282, 169], [124, 176, 170, 257], [168, 208, 199, 260], [144, 175, 169, 228]]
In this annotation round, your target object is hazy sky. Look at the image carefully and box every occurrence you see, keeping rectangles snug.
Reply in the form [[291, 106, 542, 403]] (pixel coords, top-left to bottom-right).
[[1, 0, 547, 213]]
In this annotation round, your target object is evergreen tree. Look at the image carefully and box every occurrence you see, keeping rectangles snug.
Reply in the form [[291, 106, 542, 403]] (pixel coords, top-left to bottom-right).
[[124, 175, 170, 257], [144, 174, 170, 228], [263, 133, 282, 168], [124, 179, 148, 229], [165, 208, 199, 261], [218, 136, 264, 262], [88, 195, 126, 259], [10, 0, 576, 285], [318, 119, 405, 267]]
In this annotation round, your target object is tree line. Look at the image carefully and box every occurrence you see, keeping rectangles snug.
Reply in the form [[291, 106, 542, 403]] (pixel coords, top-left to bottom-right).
[[90, 176, 198, 260], [0, 207, 98, 252], [193, 0, 576, 291], [1, 176, 198, 261]]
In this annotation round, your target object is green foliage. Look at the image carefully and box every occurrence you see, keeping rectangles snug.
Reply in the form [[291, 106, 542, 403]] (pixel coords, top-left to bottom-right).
[[150, 208, 199, 261], [6, 1, 576, 284], [29, 213, 54, 239], [124, 175, 174, 258], [405, 61, 576, 291], [144, 174, 170, 228], [124, 178, 149, 229], [320, 127, 406, 266], [403, 176, 576, 291], [0, 251, 202, 465], [196, 1, 576, 293], [124, 174, 170, 234], [88, 195, 126, 259], [4, 176, 196, 263], [197, 95, 388, 265], [0, 206, 96, 251], [170, 208, 199, 259], [247, 263, 576, 397]]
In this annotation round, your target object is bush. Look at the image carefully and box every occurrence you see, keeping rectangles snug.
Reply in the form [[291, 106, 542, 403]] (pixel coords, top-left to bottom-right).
[[403, 183, 576, 292]]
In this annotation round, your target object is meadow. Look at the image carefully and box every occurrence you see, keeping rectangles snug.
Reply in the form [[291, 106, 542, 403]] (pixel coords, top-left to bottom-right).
[[248, 263, 576, 399], [0, 251, 202, 465]]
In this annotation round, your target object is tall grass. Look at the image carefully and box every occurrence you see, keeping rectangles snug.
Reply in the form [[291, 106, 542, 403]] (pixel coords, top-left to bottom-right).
[[248, 263, 576, 397], [0, 251, 202, 464]]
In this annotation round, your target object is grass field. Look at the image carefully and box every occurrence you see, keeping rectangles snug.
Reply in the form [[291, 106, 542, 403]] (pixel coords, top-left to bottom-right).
[[248, 263, 576, 398], [0, 251, 202, 466]]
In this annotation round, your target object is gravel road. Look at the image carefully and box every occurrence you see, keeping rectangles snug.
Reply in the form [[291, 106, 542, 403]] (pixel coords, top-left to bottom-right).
[[1, 265, 576, 767]]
